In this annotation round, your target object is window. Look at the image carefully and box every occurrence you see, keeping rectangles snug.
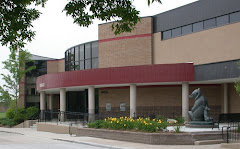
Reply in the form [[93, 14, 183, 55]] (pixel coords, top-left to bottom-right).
[[80, 61, 84, 70], [75, 46, 79, 61], [92, 58, 98, 69], [85, 59, 91, 69], [92, 42, 98, 58], [80, 45, 84, 60], [75, 61, 79, 70], [204, 18, 216, 29], [182, 24, 192, 35], [85, 44, 91, 59], [31, 88, 35, 95], [65, 41, 98, 71], [193, 21, 203, 32], [172, 27, 181, 37], [162, 30, 171, 40], [217, 15, 229, 26], [230, 11, 240, 23]]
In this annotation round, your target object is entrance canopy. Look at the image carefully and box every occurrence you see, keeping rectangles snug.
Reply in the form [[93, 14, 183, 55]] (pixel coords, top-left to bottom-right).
[[36, 63, 194, 92]]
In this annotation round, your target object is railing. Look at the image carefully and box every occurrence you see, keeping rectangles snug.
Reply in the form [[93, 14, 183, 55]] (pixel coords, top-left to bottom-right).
[[222, 122, 240, 143]]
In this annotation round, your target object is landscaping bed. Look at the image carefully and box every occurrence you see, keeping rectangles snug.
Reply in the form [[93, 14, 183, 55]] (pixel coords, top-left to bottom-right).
[[76, 127, 222, 145]]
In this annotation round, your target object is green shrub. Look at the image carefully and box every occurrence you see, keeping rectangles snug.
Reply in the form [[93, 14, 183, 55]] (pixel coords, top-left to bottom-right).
[[6, 108, 15, 119], [237, 125, 240, 132], [1, 119, 14, 127], [26, 107, 39, 120], [6, 107, 27, 125]]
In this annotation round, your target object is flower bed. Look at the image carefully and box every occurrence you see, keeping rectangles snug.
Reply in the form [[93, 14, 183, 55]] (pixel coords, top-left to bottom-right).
[[88, 117, 178, 132]]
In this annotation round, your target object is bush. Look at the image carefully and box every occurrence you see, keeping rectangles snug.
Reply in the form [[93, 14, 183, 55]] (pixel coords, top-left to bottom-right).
[[6, 108, 15, 119], [1, 119, 15, 127], [26, 107, 39, 120]]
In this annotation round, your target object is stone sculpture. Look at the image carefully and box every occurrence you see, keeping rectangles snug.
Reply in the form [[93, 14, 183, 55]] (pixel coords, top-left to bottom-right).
[[188, 88, 212, 122]]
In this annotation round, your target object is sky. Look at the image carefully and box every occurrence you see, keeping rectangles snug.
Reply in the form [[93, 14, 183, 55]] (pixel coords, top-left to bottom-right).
[[0, 0, 197, 86]]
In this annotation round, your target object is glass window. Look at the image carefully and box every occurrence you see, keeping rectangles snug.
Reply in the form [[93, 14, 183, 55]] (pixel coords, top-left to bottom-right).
[[230, 11, 240, 23], [204, 18, 216, 29], [182, 24, 192, 35], [85, 59, 91, 69], [92, 58, 98, 69], [172, 27, 181, 37], [70, 62, 75, 70], [92, 42, 98, 58], [80, 61, 84, 70], [75, 61, 79, 70], [193, 21, 203, 32], [85, 44, 91, 59], [80, 45, 84, 60], [162, 30, 171, 40], [75, 46, 79, 62], [217, 15, 229, 26], [31, 88, 35, 95]]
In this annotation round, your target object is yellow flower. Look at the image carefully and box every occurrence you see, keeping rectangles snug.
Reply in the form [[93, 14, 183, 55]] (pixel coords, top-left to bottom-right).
[[174, 121, 177, 123], [104, 118, 106, 121], [153, 119, 155, 121], [110, 121, 113, 123], [150, 123, 152, 125], [117, 121, 119, 123], [124, 124, 126, 126]]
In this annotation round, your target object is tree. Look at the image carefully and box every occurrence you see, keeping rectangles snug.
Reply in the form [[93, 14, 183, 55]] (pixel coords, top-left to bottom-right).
[[0, 50, 36, 109], [235, 61, 240, 96], [0, 0, 161, 52], [0, 0, 47, 52]]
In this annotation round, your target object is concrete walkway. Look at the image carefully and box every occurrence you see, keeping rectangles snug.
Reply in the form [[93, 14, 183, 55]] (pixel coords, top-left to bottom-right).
[[0, 127, 228, 149]]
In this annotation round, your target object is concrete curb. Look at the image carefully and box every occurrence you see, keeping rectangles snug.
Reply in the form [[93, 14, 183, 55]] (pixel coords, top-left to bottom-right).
[[0, 130, 24, 135]]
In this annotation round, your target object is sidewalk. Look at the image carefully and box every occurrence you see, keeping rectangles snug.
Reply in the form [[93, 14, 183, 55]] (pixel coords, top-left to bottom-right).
[[0, 127, 225, 149]]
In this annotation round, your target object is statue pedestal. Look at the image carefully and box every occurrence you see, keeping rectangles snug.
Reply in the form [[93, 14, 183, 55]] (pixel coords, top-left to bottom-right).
[[186, 121, 217, 128]]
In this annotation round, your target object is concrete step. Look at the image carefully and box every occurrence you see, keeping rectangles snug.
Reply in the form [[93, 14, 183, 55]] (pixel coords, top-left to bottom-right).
[[195, 139, 225, 145]]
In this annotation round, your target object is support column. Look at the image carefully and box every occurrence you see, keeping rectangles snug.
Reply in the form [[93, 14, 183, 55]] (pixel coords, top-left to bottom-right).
[[40, 91, 46, 120], [88, 86, 95, 122], [182, 82, 189, 122], [60, 88, 66, 122], [130, 84, 136, 118], [224, 83, 228, 113], [49, 94, 53, 110]]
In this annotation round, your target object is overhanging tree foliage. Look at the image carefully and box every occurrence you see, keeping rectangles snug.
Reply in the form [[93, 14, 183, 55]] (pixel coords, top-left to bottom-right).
[[0, 0, 161, 52], [0, 50, 36, 108], [0, 0, 47, 51]]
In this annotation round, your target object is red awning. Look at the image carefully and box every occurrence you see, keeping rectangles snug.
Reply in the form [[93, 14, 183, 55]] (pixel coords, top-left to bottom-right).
[[36, 63, 194, 91]]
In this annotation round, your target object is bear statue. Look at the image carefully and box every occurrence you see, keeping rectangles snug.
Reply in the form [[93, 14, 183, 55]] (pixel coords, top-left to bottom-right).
[[188, 88, 212, 122]]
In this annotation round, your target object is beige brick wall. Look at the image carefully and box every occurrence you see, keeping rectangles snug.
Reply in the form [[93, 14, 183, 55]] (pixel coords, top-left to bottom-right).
[[47, 59, 65, 74], [153, 22, 240, 65], [99, 85, 221, 118], [228, 83, 240, 113], [98, 17, 153, 68], [99, 17, 152, 40]]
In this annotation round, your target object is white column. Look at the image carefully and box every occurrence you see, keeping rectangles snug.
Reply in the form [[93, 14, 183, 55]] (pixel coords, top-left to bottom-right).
[[40, 91, 46, 120], [49, 94, 53, 110], [224, 83, 228, 113], [40, 91, 46, 111], [182, 82, 189, 122], [88, 86, 95, 122], [60, 88, 66, 121], [130, 84, 137, 118]]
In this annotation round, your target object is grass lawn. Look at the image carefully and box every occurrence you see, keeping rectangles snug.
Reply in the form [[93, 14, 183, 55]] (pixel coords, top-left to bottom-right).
[[0, 112, 6, 119]]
